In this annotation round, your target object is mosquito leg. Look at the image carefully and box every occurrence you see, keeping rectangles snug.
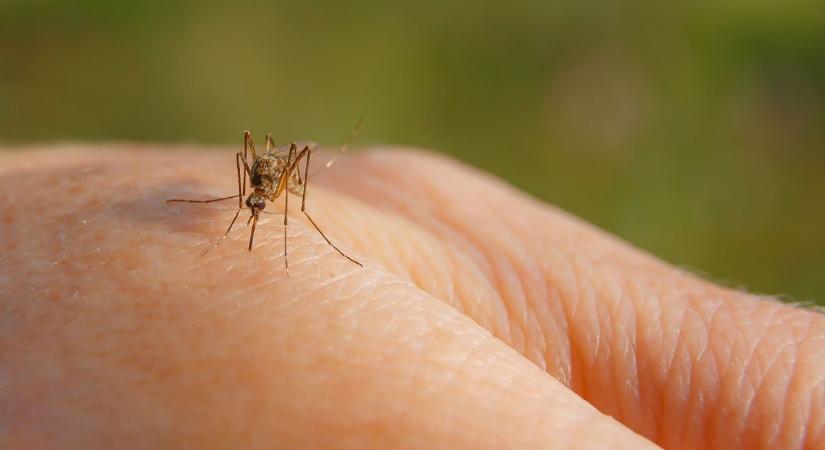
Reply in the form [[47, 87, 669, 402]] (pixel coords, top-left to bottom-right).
[[293, 145, 362, 267], [302, 211, 362, 267], [283, 186, 290, 274], [235, 150, 244, 209], [296, 144, 312, 186], [242, 132, 250, 196], [166, 194, 240, 204], [189, 151, 242, 234], [288, 141, 298, 177], [200, 209, 241, 256], [167, 152, 248, 206], [296, 157, 303, 186], [243, 131, 258, 196], [283, 143, 299, 274], [301, 145, 311, 211], [237, 152, 252, 180], [236, 150, 253, 212]]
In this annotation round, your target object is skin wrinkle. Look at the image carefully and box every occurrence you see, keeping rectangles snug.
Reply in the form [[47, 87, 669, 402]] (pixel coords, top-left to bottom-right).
[[522, 273, 551, 372], [705, 297, 745, 449], [716, 299, 784, 447], [598, 267, 638, 426], [705, 302, 741, 448], [594, 266, 631, 423], [677, 302, 711, 446], [404, 180, 533, 358], [646, 286, 690, 447], [571, 254, 604, 389], [342, 151, 499, 280], [641, 265, 816, 449], [544, 249, 584, 388], [318, 193, 512, 339], [793, 320, 817, 447], [539, 260, 573, 385], [550, 246, 603, 386], [729, 303, 772, 448], [684, 307, 715, 449], [663, 317, 694, 448], [511, 248, 551, 371], [549, 252, 588, 390], [486, 246, 531, 361], [806, 327, 825, 448], [619, 277, 661, 439], [626, 274, 661, 441], [574, 257, 609, 406], [764, 331, 798, 447], [772, 314, 811, 446], [408, 236, 461, 316], [714, 298, 752, 439], [618, 274, 643, 430], [785, 313, 825, 448], [769, 341, 797, 448], [440, 252, 460, 321], [376, 161, 533, 359], [435, 167, 558, 372], [306, 180, 506, 335]]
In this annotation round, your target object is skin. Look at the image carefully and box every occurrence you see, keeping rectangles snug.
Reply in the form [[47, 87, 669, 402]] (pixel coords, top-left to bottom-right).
[[0, 145, 823, 450]]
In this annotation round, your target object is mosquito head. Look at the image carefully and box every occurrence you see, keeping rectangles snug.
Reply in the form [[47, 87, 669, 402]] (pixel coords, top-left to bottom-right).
[[245, 194, 266, 215]]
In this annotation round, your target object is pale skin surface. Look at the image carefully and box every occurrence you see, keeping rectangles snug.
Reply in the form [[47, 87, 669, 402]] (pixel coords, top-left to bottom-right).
[[0, 145, 823, 450]]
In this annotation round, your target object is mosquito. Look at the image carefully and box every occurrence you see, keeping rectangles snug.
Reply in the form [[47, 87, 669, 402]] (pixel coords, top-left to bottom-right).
[[166, 120, 363, 272]]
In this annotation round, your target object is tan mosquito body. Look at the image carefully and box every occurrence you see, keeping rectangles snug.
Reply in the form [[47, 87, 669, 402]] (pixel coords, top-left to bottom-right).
[[167, 121, 363, 272]]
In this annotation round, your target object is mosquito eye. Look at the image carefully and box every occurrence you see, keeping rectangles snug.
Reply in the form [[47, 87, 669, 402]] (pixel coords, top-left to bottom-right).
[[255, 200, 266, 210]]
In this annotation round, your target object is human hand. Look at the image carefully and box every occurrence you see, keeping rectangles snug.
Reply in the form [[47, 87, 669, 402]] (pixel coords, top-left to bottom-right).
[[1, 146, 823, 449]]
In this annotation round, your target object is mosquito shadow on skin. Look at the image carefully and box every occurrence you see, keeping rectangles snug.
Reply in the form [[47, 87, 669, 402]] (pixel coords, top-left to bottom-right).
[[112, 180, 246, 235], [0, 160, 245, 238]]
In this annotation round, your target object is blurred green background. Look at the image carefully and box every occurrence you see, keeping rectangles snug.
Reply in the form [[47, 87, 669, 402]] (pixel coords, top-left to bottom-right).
[[2, 1, 824, 304]]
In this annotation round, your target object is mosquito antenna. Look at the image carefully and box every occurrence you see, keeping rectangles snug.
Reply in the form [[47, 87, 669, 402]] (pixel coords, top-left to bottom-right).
[[307, 116, 363, 179], [330, 116, 362, 167], [166, 194, 240, 204]]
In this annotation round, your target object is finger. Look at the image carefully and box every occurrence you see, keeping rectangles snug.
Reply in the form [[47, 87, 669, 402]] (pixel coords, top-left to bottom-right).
[[0, 149, 658, 449], [315, 149, 825, 449]]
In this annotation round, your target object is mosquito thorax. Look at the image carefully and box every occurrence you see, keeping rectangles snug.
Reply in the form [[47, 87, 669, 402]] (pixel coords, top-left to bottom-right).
[[250, 154, 287, 191]]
